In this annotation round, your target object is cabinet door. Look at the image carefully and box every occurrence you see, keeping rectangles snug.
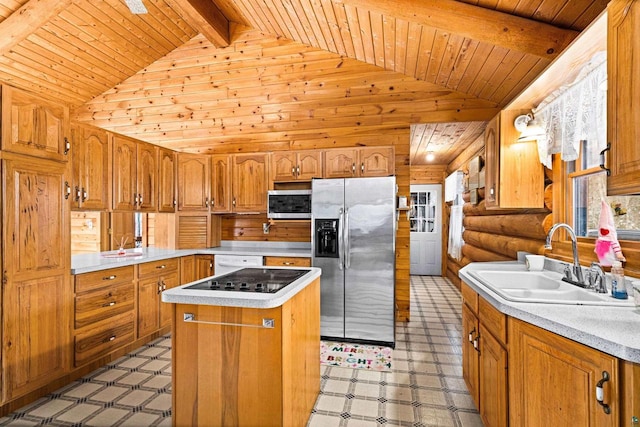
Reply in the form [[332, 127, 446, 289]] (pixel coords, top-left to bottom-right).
[[607, 0, 640, 195], [479, 324, 508, 427], [462, 303, 480, 407], [2, 157, 71, 399], [324, 149, 358, 178], [232, 153, 268, 213], [180, 255, 196, 284], [211, 154, 231, 213], [138, 276, 161, 338], [1, 85, 70, 162], [359, 147, 394, 177], [112, 135, 137, 211], [71, 123, 110, 210], [509, 318, 618, 427], [195, 254, 214, 279], [271, 152, 297, 182], [177, 154, 210, 211], [297, 151, 323, 180], [484, 114, 500, 208], [137, 142, 157, 211], [158, 148, 176, 212], [159, 271, 179, 328]]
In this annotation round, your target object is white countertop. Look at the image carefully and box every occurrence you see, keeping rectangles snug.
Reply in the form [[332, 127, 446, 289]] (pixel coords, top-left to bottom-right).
[[161, 267, 321, 309], [71, 241, 312, 274], [459, 261, 640, 363]]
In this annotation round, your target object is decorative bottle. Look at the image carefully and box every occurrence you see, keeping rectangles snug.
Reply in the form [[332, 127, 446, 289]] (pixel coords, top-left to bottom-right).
[[610, 261, 627, 299]]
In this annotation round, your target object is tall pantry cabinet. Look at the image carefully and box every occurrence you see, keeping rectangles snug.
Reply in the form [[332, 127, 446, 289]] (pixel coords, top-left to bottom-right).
[[0, 85, 72, 402]]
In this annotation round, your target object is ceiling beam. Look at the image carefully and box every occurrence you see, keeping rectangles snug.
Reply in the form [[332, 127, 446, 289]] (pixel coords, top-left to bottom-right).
[[335, 0, 579, 59], [165, 0, 230, 47], [0, 0, 73, 56]]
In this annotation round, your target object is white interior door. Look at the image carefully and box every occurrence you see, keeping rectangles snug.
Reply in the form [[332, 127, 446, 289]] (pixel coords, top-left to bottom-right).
[[409, 184, 442, 275]]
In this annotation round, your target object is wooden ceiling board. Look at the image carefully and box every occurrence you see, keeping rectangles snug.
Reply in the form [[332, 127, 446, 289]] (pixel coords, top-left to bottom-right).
[[410, 121, 486, 165]]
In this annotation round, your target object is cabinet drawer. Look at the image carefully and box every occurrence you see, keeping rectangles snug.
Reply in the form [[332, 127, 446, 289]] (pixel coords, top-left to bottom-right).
[[479, 297, 507, 345], [75, 282, 135, 329], [75, 266, 135, 293], [461, 281, 479, 313], [74, 312, 135, 367], [264, 256, 311, 267], [138, 258, 179, 277]]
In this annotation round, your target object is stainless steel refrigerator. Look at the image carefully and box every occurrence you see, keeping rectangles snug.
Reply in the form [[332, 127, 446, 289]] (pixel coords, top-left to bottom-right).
[[312, 176, 396, 347]]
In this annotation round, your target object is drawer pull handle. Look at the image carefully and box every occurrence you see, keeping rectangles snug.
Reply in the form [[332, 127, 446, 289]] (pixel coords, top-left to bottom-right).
[[102, 301, 116, 307], [104, 335, 116, 343], [156, 265, 166, 269], [103, 275, 117, 281], [283, 262, 292, 265], [473, 335, 480, 353], [184, 313, 275, 329], [595, 371, 611, 414], [468, 327, 476, 343]]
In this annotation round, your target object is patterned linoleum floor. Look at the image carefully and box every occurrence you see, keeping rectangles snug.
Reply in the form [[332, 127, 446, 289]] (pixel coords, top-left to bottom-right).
[[0, 276, 482, 426]]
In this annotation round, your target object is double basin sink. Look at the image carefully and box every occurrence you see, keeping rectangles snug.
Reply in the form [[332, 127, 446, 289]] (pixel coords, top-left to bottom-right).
[[468, 269, 634, 306]]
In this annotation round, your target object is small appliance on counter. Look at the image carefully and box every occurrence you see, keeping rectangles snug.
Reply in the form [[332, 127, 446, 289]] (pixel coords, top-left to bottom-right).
[[312, 176, 396, 347]]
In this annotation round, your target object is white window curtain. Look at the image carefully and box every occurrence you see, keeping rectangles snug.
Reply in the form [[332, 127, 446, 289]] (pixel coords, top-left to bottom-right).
[[533, 51, 608, 168]]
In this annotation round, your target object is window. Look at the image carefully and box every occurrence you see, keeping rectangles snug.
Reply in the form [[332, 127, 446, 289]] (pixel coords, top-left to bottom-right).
[[569, 141, 640, 241], [410, 190, 437, 233]]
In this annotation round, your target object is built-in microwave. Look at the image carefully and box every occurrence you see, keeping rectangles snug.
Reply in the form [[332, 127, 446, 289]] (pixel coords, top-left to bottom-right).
[[267, 190, 312, 219]]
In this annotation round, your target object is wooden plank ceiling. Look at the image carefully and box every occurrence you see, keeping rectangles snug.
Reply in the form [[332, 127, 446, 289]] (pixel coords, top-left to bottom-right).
[[0, 0, 607, 164]]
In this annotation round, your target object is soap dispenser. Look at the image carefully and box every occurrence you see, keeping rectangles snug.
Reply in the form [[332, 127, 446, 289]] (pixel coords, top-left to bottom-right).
[[610, 261, 628, 299]]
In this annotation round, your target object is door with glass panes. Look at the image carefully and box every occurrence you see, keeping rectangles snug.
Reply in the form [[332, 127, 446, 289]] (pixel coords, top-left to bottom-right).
[[409, 184, 442, 275]]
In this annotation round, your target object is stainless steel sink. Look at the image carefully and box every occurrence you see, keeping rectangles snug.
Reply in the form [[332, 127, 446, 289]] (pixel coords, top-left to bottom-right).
[[469, 269, 634, 306]]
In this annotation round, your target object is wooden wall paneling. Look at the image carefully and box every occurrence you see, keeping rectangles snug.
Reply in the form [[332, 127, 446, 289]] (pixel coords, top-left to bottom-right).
[[71, 211, 102, 255], [410, 165, 447, 184], [220, 215, 311, 242]]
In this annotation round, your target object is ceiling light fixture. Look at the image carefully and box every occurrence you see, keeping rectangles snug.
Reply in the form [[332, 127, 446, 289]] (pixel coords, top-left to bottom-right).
[[514, 114, 545, 142], [426, 151, 435, 162], [125, 0, 148, 14]]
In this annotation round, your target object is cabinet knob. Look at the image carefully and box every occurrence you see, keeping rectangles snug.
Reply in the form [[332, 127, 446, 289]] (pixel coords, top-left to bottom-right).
[[103, 335, 116, 343], [75, 186, 81, 202], [291, 167, 296, 177], [205, 198, 209, 207], [139, 194, 143, 205], [82, 188, 87, 202], [361, 163, 364, 173], [64, 181, 71, 200], [351, 163, 356, 174], [102, 301, 116, 307], [232, 197, 236, 207], [296, 165, 300, 176], [156, 264, 166, 269], [103, 275, 117, 281]]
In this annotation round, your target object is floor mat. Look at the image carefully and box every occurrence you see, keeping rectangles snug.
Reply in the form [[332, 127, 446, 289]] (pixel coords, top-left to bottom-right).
[[320, 340, 392, 372]]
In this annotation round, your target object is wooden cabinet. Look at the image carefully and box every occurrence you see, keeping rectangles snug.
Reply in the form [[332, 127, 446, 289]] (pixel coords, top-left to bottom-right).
[[137, 258, 180, 337], [71, 123, 111, 210], [324, 147, 394, 178], [177, 153, 210, 211], [158, 147, 175, 212], [211, 154, 231, 213], [195, 254, 215, 278], [180, 254, 214, 284], [171, 277, 320, 426], [112, 134, 158, 212], [2, 155, 71, 400], [484, 110, 544, 208], [264, 256, 311, 267], [1, 85, 70, 162], [232, 153, 268, 213], [73, 266, 136, 367], [509, 317, 619, 426], [461, 282, 508, 427], [607, 0, 640, 195], [271, 151, 322, 182]]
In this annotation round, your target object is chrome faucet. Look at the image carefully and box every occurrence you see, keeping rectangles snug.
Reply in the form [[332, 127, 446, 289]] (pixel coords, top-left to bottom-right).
[[545, 223, 585, 287], [588, 262, 608, 293]]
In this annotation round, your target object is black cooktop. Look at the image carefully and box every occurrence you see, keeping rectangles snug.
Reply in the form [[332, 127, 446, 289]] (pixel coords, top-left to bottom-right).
[[185, 268, 309, 293]]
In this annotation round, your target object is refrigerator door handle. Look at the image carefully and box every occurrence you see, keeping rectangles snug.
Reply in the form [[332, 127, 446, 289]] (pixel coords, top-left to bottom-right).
[[344, 208, 351, 269], [338, 208, 345, 270]]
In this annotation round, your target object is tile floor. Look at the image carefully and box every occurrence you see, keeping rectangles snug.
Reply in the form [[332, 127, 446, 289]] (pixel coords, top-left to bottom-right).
[[0, 276, 482, 426]]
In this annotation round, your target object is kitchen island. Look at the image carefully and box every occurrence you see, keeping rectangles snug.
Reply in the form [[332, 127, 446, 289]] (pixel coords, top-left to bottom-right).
[[162, 267, 321, 427]]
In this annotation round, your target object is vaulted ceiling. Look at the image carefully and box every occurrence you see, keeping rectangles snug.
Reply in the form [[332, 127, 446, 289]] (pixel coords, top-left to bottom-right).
[[0, 0, 607, 164]]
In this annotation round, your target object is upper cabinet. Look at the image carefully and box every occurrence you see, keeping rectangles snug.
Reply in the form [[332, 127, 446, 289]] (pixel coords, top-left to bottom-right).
[[71, 123, 110, 210], [112, 134, 157, 212], [324, 147, 394, 178], [484, 110, 544, 209], [232, 153, 269, 213], [271, 151, 322, 182], [158, 148, 176, 212], [1, 85, 70, 162], [607, 0, 640, 195], [177, 153, 210, 211], [211, 154, 231, 213]]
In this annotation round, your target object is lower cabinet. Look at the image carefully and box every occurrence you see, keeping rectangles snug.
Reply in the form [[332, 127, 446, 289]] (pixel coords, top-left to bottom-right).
[[264, 256, 311, 267], [462, 280, 633, 427], [138, 258, 180, 337], [73, 266, 136, 367]]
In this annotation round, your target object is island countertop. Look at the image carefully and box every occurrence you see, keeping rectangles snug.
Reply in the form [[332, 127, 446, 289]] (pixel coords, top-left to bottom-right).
[[161, 266, 321, 309]]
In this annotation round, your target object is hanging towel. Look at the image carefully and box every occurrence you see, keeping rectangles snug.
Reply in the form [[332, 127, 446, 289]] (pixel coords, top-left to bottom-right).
[[594, 199, 625, 266], [448, 205, 464, 261]]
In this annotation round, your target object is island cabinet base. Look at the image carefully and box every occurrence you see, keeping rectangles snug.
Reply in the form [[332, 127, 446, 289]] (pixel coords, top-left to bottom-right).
[[171, 278, 320, 426]]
